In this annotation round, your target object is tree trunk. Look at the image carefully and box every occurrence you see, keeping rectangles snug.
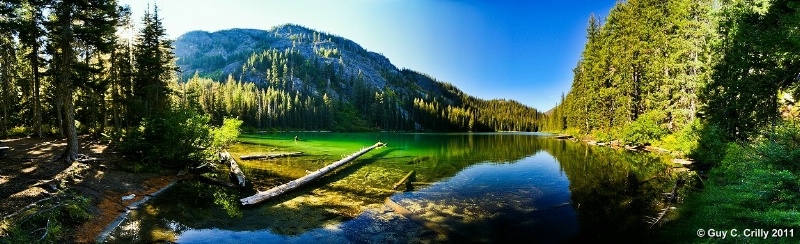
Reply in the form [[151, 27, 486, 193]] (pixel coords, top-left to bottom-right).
[[0, 37, 13, 139], [240, 151, 303, 160], [61, 89, 79, 163], [31, 39, 42, 138], [100, 93, 107, 136], [392, 170, 416, 190], [56, 92, 64, 138], [221, 151, 246, 187]]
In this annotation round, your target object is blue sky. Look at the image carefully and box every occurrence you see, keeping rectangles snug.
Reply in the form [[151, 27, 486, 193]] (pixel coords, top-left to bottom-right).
[[118, 0, 616, 111]]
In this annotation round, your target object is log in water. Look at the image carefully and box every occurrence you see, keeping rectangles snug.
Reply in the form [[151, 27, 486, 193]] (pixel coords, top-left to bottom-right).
[[392, 170, 416, 190], [221, 151, 246, 187], [240, 142, 386, 205], [240, 152, 303, 160]]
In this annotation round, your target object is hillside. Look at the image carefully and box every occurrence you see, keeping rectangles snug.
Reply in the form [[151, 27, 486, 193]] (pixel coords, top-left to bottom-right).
[[173, 24, 542, 132]]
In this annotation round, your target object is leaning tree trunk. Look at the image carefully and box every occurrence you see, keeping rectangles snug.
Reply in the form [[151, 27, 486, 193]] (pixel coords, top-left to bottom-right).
[[61, 88, 79, 163]]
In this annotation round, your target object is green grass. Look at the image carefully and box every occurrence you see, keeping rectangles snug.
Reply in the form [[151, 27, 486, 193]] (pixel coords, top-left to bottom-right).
[[659, 142, 800, 243]]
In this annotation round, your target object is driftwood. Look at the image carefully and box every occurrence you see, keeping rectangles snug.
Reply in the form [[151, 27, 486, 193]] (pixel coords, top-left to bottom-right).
[[648, 180, 679, 228], [240, 142, 385, 205], [240, 152, 303, 160], [221, 151, 246, 187], [392, 170, 416, 190], [95, 180, 180, 243], [672, 158, 694, 166]]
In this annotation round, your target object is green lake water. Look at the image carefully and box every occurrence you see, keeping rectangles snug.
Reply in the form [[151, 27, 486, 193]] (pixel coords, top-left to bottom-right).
[[106, 132, 676, 243]]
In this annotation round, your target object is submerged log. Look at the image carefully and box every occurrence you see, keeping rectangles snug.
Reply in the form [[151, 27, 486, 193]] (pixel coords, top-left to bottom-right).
[[240, 152, 303, 160], [240, 142, 386, 205], [221, 151, 246, 187], [648, 180, 679, 229], [392, 170, 416, 190]]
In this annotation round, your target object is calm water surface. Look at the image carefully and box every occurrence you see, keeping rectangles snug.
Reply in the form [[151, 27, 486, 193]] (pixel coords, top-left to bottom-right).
[[107, 132, 675, 243]]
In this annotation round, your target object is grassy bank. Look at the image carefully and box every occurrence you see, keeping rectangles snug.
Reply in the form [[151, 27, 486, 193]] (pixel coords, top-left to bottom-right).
[[658, 122, 800, 243], [659, 155, 800, 242]]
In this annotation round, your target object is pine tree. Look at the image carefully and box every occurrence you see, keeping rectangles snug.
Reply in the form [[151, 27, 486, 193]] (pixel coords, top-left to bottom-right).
[[133, 3, 176, 119], [17, 0, 47, 138], [47, 0, 119, 162], [0, 0, 18, 139]]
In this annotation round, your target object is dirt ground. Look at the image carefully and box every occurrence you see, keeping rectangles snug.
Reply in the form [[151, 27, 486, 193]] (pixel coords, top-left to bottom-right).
[[0, 136, 181, 242]]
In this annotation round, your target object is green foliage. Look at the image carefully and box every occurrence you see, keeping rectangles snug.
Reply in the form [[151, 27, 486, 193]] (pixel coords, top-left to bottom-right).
[[661, 138, 800, 242], [661, 119, 800, 240], [544, 0, 715, 140], [8, 126, 28, 137], [622, 111, 667, 145], [211, 117, 243, 150], [703, 0, 800, 140], [753, 120, 800, 170], [691, 123, 729, 165], [1, 194, 91, 243], [656, 118, 703, 156], [120, 109, 212, 168], [591, 128, 619, 142]]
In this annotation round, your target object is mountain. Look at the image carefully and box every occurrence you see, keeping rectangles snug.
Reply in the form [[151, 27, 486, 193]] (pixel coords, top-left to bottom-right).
[[173, 24, 541, 132]]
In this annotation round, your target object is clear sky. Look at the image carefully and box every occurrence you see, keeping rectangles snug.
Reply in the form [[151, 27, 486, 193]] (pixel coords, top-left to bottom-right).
[[118, 0, 616, 111]]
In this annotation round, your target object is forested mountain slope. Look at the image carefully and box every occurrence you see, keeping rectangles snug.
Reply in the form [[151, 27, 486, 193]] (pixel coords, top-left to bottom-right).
[[172, 25, 542, 131]]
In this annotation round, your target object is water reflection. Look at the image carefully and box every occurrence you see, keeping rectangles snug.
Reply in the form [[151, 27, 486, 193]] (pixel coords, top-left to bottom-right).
[[105, 133, 674, 243]]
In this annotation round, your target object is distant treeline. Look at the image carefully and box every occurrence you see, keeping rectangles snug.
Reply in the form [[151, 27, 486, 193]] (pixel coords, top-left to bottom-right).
[[174, 47, 542, 132]]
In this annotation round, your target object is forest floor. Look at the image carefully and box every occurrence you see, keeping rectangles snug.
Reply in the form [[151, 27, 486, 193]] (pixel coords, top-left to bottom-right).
[[0, 136, 180, 242]]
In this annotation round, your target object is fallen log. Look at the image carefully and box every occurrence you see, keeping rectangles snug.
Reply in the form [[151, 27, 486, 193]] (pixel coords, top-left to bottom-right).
[[648, 180, 679, 229], [392, 170, 416, 190], [240, 142, 386, 205], [240, 152, 303, 160], [672, 158, 694, 166], [221, 151, 246, 187], [95, 180, 180, 243]]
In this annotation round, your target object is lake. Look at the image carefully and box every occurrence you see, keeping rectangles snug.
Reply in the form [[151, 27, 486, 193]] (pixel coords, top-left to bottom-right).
[[105, 132, 676, 243]]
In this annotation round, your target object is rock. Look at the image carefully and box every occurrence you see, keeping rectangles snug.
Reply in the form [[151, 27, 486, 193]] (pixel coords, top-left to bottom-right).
[[122, 194, 135, 201]]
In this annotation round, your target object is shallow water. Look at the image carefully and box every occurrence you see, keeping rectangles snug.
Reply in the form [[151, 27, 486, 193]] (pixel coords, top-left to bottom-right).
[[106, 132, 674, 243]]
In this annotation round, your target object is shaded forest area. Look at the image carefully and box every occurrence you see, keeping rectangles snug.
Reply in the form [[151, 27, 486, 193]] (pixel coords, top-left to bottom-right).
[[0, 0, 179, 163]]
